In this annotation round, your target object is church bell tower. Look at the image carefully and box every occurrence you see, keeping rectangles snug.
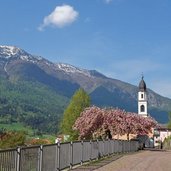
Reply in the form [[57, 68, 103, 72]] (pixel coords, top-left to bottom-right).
[[138, 76, 148, 117]]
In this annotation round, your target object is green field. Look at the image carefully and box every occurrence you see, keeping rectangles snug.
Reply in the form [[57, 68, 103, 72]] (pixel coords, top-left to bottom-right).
[[0, 122, 56, 142], [0, 123, 33, 134]]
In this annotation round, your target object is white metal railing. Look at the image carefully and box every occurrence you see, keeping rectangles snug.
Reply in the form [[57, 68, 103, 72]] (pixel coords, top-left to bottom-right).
[[0, 139, 139, 171]]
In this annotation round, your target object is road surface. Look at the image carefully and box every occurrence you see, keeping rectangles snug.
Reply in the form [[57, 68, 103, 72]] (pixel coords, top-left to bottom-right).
[[95, 150, 171, 171]]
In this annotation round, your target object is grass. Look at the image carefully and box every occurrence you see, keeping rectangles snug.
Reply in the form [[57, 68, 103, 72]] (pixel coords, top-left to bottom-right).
[[0, 123, 57, 144], [0, 123, 33, 135], [41, 134, 56, 142]]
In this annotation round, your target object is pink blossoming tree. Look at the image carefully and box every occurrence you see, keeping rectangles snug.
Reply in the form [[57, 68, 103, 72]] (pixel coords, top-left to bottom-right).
[[73, 106, 158, 140]]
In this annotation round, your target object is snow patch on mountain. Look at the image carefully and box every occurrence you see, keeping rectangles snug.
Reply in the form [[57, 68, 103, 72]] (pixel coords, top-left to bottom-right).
[[0, 45, 31, 59], [0, 45, 21, 58], [0, 45, 43, 62], [56, 63, 92, 77], [4, 61, 8, 73], [19, 55, 29, 61], [0, 45, 98, 78]]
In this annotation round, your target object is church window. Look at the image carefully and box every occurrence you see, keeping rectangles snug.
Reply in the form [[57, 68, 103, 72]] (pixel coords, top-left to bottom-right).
[[141, 105, 145, 112], [141, 94, 143, 98]]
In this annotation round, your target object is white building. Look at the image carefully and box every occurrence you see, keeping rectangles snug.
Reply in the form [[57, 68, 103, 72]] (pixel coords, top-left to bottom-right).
[[154, 126, 171, 146], [137, 77, 171, 147], [138, 76, 148, 117]]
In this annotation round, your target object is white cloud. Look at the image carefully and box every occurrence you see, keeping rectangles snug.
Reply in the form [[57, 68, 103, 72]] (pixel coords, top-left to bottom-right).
[[38, 4, 79, 31], [104, 0, 113, 4]]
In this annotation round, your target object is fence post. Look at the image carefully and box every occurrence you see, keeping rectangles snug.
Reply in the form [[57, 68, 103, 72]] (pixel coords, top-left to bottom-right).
[[102, 139, 104, 157], [112, 139, 114, 154], [70, 141, 73, 169], [108, 139, 110, 156], [129, 140, 131, 152], [81, 141, 83, 165], [16, 147, 20, 171], [127, 141, 129, 153], [57, 142, 60, 171], [90, 140, 92, 161], [121, 140, 123, 153], [38, 145, 43, 171], [97, 139, 99, 159], [55, 143, 58, 171]]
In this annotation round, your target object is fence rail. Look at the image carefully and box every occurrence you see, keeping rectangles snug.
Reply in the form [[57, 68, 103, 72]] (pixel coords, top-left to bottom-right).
[[0, 139, 139, 171]]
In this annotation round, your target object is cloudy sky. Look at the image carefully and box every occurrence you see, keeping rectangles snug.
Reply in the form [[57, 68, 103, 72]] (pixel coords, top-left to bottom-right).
[[0, 0, 171, 98]]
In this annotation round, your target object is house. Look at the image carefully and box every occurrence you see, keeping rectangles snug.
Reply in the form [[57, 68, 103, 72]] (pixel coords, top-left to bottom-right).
[[153, 125, 171, 147]]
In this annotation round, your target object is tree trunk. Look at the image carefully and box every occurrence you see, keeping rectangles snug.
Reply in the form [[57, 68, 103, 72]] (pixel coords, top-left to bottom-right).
[[127, 133, 129, 140]]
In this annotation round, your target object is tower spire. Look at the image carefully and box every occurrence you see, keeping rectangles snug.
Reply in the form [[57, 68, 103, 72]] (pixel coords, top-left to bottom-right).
[[142, 72, 144, 80], [138, 75, 148, 117], [139, 73, 146, 92]]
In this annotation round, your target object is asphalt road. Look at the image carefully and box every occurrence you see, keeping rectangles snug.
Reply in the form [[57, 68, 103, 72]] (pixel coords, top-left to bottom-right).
[[95, 150, 171, 171]]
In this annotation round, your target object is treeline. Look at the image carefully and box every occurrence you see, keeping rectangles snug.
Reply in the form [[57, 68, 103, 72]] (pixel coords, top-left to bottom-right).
[[0, 128, 53, 149], [0, 128, 26, 149], [0, 77, 68, 134]]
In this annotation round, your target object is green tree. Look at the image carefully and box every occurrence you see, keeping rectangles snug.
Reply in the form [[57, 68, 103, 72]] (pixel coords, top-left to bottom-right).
[[0, 131, 26, 149], [61, 88, 90, 140], [167, 112, 171, 129]]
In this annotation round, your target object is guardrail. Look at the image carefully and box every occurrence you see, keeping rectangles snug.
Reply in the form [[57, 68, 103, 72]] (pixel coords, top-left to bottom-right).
[[0, 139, 139, 171]]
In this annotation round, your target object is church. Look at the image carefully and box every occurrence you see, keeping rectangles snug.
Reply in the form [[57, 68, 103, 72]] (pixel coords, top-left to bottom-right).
[[137, 76, 154, 147], [138, 76, 171, 148], [138, 76, 148, 117], [112, 76, 170, 147]]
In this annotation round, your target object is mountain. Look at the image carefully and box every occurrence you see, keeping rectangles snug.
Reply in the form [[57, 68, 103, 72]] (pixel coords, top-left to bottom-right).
[[0, 45, 170, 133]]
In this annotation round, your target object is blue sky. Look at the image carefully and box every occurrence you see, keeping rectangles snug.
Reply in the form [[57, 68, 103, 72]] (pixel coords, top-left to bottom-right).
[[0, 0, 171, 98]]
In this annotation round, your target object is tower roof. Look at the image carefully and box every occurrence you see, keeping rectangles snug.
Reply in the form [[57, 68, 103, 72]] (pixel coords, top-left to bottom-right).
[[139, 76, 146, 91]]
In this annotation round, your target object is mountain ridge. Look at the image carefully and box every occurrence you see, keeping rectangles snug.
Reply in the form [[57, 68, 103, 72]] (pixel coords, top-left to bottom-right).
[[0, 45, 171, 127]]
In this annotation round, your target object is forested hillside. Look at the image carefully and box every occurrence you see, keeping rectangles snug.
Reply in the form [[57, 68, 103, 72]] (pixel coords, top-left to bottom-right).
[[0, 45, 171, 135], [0, 77, 68, 134]]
